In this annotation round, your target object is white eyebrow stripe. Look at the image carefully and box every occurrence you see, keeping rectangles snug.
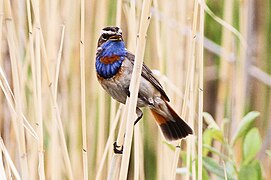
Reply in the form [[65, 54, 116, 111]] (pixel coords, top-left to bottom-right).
[[100, 28, 123, 35], [100, 30, 116, 35]]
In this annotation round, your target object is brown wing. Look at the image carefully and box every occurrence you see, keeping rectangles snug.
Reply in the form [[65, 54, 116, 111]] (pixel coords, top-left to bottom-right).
[[126, 51, 170, 102]]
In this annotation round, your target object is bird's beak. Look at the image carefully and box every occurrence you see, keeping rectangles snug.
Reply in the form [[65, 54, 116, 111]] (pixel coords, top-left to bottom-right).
[[109, 34, 122, 41]]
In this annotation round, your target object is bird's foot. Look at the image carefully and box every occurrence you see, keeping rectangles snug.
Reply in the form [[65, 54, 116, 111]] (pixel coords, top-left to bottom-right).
[[113, 141, 123, 154], [134, 108, 143, 125]]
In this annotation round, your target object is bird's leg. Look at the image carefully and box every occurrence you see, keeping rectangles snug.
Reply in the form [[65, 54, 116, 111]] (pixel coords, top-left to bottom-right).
[[134, 108, 143, 125], [113, 142, 123, 154], [113, 108, 142, 154]]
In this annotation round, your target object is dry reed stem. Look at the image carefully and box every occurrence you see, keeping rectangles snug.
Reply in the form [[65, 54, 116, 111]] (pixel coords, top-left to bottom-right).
[[119, 0, 152, 179], [204, 4, 246, 47], [249, 66, 271, 87], [170, 145, 181, 180], [234, 0, 248, 164], [116, 0, 122, 26], [1, 0, 268, 179], [32, 0, 45, 178], [153, 0, 163, 70], [0, 138, 21, 180], [37, 26, 74, 180], [0, 149, 6, 179], [214, 0, 234, 167], [215, 0, 234, 133], [109, 103, 129, 179], [4, 0, 29, 178], [0, 67, 38, 140], [126, 1, 141, 179], [80, 0, 88, 179], [50, 25, 66, 180], [182, 0, 198, 179], [94, 1, 107, 176], [96, 105, 123, 180], [34, 19, 74, 177], [109, 108, 130, 179], [197, 0, 205, 179], [134, 124, 140, 180], [0, 0, 3, 56], [54, 25, 65, 97]]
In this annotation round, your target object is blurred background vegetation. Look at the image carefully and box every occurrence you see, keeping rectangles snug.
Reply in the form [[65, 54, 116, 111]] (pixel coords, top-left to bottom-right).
[[0, 0, 270, 179]]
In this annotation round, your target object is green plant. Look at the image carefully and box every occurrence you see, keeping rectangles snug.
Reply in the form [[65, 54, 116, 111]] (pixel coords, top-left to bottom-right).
[[201, 111, 262, 180]]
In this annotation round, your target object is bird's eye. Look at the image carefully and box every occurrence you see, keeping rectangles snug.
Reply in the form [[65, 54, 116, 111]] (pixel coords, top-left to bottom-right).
[[102, 34, 109, 40]]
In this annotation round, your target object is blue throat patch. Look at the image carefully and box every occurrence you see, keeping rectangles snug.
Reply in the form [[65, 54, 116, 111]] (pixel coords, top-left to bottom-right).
[[96, 40, 127, 79]]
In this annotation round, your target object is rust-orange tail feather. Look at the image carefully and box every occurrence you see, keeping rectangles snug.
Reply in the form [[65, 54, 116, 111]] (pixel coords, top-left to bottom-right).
[[150, 102, 193, 141]]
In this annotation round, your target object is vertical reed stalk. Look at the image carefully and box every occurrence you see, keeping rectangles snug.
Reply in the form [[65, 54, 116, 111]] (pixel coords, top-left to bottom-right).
[[96, 105, 122, 180], [36, 11, 74, 178], [80, 0, 88, 179], [216, 0, 234, 130], [197, 1, 205, 179], [108, 103, 128, 180], [119, 0, 152, 179], [4, 0, 29, 178], [116, 0, 122, 26], [33, 4, 45, 179], [94, 1, 107, 176], [184, 1, 198, 180], [0, 138, 21, 180], [126, 0, 141, 179], [108, 100, 117, 170]]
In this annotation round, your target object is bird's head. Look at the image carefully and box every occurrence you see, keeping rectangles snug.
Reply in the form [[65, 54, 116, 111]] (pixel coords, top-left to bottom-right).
[[97, 26, 123, 47]]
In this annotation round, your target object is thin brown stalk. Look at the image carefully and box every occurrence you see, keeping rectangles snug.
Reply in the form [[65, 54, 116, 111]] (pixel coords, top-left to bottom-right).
[[0, 138, 21, 180], [181, 0, 198, 180], [108, 103, 129, 180], [215, 0, 234, 130], [234, 0, 248, 164], [0, 68, 38, 140], [0, 149, 6, 179], [30, 1, 47, 178], [54, 25, 65, 97], [126, 1, 141, 179], [119, 0, 152, 179], [96, 105, 123, 180], [108, 100, 117, 172], [197, 0, 205, 179], [116, 0, 122, 26], [80, 0, 88, 179], [93, 1, 107, 177], [248, 66, 271, 87], [4, 0, 29, 178], [30, 17, 74, 178]]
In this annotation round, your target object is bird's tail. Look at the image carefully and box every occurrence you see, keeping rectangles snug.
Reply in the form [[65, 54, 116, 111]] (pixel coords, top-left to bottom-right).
[[150, 101, 193, 141]]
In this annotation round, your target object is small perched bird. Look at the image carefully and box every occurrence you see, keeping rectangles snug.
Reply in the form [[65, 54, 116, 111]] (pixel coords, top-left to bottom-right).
[[95, 26, 192, 142]]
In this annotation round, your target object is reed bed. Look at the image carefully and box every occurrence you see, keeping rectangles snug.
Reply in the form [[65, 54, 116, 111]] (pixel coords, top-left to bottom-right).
[[0, 0, 270, 179]]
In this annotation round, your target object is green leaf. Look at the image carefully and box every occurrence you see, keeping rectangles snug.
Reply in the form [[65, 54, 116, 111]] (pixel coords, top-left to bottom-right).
[[203, 129, 213, 155], [203, 128, 224, 155], [238, 160, 262, 180], [162, 141, 175, 151], [203, 157, 235, 180], [203, 128, 224, 144], [242, 128, 262, 165], [231, 111, 260, 146], [196, 160, 210, 180], [225, 161, 237, 178], [211, 128, 224, 143], [266, 150, 271, 158], [202, 167, 209, 180], [203, 144, 228, 160], [203, 112, 220, 129]]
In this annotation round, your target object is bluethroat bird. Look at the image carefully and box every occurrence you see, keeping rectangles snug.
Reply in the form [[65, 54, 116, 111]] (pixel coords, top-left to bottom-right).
[[95, 26, 193, 142]]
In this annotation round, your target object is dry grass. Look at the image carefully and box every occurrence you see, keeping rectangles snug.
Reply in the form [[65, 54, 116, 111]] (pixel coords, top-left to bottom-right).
[[0, 0, 270, 179]]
